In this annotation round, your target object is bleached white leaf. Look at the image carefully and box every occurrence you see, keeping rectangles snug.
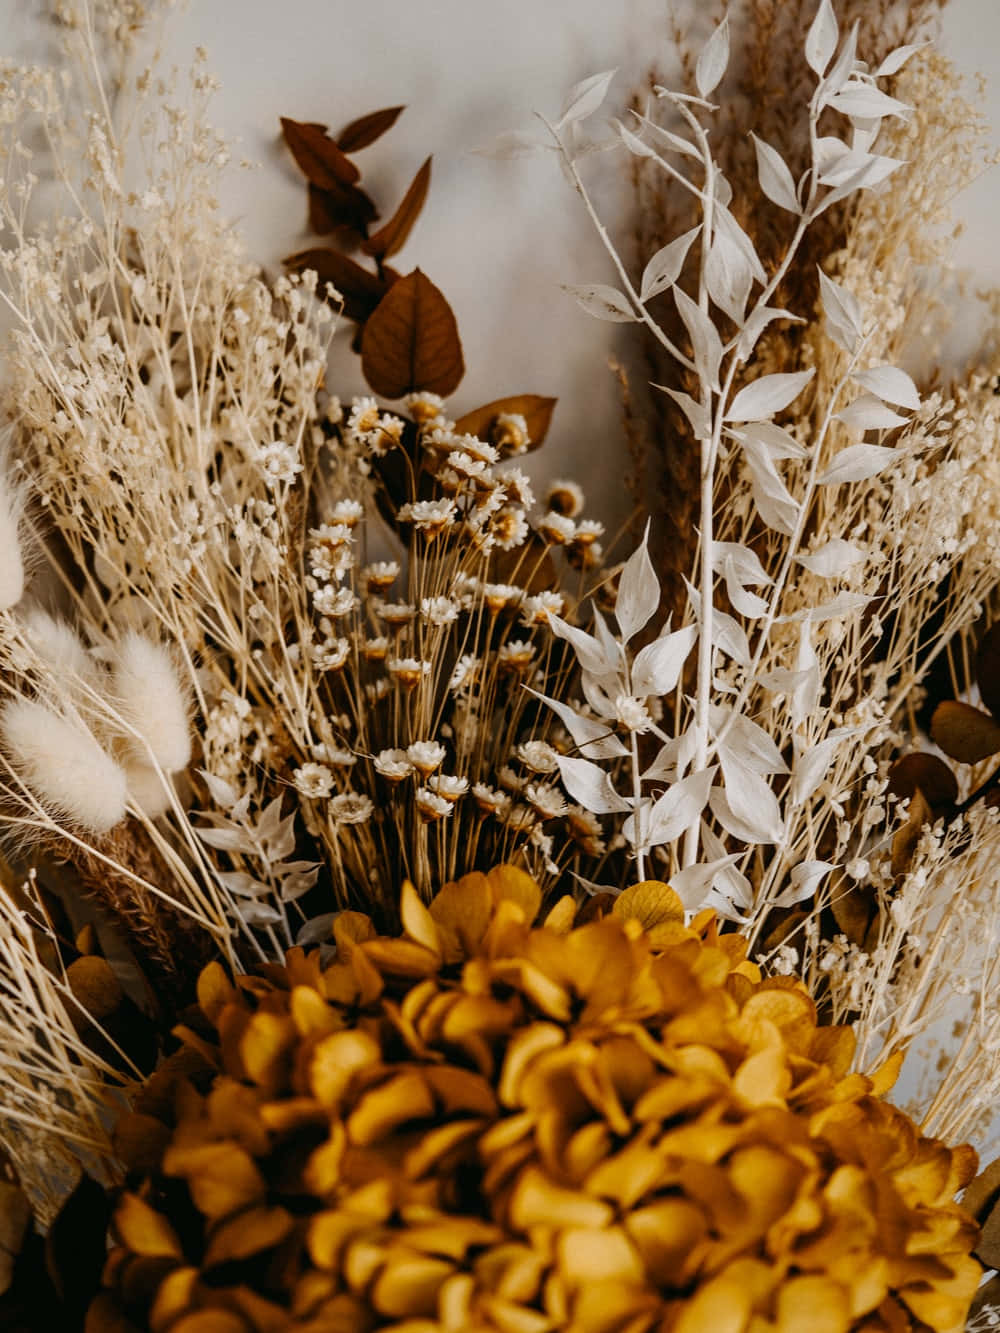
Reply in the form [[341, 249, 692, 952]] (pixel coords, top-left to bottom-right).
[[713, 542, 771, 587], [711, 704, 789, 776], [789, 728, 857, 805], [705, 228, 752, 324], [674, 285, 723, 391], [818, 269, 862, 351], [723, 556, 769, 618], [580, 667, 617, 722], [613, 118, 657, 160], [642, 725, 697, 782], [547, 611, 618, 676], [814, 135, 851, 177], [686, 578, 751, 666], [829, 83, 911, 121], [670, 854, 742, 912], [636, 117, 700, 161], [778, 591, 873, 623], [714, 205, 766, 284], [852, 364, 920, 410], [818, 443, 897, 485], [643, 766, 716, 848], [796, 539, 866, 577], [280, 865, 322, 902], [238, 901, 284, 927], [217, 870, 271, 899], [640, 226, 700, 303], [616, 523, 660, 644], [296, 913, 337, 946], [836, 394, 909, 431], [701, 823, 754, 915], [556, 753, 631, 815], [726, 369, 815, 423], [756, 665, 817, 695], [559, 69, 617, 128], [751, 134, 800, 213], [710, 769, 784, 845], [696, 16, 730, 96], [527, 688, 628, 760], [632, 623, 697, 695], [570, 872, 620, 897], [794, 623, 821, 726], [195, 824, 257, 855], [805, 0, 838, 75], [563, 283, 637, 322], [876, 41, 929, 77], [739, 420, 809, 459], [198, 768, 238, 810], [735, 306, 803, 363], [773, 860, 834, 907], [738, 435, 798, 534], [819, 21, 860, 104], [820, 152, 905, 195], [655, 385, 711, 439]]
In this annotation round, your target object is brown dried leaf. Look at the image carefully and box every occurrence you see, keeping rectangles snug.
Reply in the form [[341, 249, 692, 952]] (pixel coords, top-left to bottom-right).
[[361, 268, 464, 398], [931, 700, 1000, 765], [307, 180, 378, 241], [284, 248, 387, 324], [453, 394, 557, 453], [891, 786, 932, 877], [280, 118, 360, 189], [0, 1181, 30, 1296], [67, 955, 123, 1020], [337, 105, 405, 153], [362, 156, 431, 261], [963, 1155, 1000, 1221], [830, 878, 877, 947], [977, 622, 1000, 721], [887, 752, 958, 811]]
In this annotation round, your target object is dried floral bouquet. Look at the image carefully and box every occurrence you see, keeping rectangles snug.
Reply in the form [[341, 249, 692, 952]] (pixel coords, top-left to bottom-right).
[[1, 1, 1000, 1330]]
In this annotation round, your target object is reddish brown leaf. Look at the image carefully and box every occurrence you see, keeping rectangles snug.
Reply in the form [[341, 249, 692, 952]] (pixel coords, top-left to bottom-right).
[[453, 394, 557, 454], [307, 181, 378, 239], [361, 268, 464, 398], [887, 753, 958, 810], [977, 621, 1000, 721], [930, 700, 1000, 765], [891, 786, 932, 877], [362, 156, 431, 261], [280, 118, 360, 189], [337, 105, 405, 153], [284, 249, 387, 324]]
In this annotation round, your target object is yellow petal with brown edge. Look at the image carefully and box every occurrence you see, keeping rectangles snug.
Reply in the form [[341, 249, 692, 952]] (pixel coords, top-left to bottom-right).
[[740, 985, 817, 1055], [487, 864, 542, 921], [161, 1141, 266, 1220], [347, 1070, 435, 1145], [149, 1265, 199, 1331], [807, 1025, 856, 1079], [508, 1165, 614, 1231], [196, 960, 237, 1027], [403, 1118, 485, 1179], [612, 880, 684, 930], [203, 1205, 293, 1267], [672, 1271, 753, 1333], [429, 872, 492, 960], [869, 1048, 905, 1096], [474, 1244, 546, 1303], [371, 1254, 455, 1316], [290, 984, 341, 1038], [238, 1012, 296, 1091], [625, 1197, 707, 1287], [556, 1226, 643, 1286], [732, 1046, 792, 1108], [422, 1064, 498, 1116], [308, 1029, 381, 1109], [114, 1193, 183, 1258], [400, 879, 442, 956], [361, 938, 441, 978]]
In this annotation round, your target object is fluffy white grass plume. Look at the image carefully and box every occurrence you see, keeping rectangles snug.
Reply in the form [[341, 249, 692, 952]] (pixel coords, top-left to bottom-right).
[[0, 698, 127, 833], [0, 466, 25, 611], [124, 760, 173, 820], [19, 608, 94, 682], [111, 631, 191, 774]]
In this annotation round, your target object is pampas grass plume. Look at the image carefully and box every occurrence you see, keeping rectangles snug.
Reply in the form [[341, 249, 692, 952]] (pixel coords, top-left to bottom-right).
[[19, 608, 93, 681], [0, 468, 25, 611], [0, 698, 128, 833], [112, 631, 191, 774], [124, 760, 173, 820]]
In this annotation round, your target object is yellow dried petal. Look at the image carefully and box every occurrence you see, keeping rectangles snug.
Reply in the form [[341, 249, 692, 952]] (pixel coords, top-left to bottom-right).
[[542, 895, 577, 933], [362, 938, 441, 977], [161, 1141, 266, 1220], [672, 1271, 752, 1333], [498, 1024, 565, 1106], [149, 1266, 199, 1331], [625, 1197, 706, 1286], [169, 1311, 250, 1333], [203, 1205, 293, 1267], [239, 1012, 296, 1091], [775, 1275, 851, 1333], [400, 879, 443, 956], [303, 1124, 347, 1196], [347, 1070, 435, 1145], [508, 1166, 614, 1231], [371, 1255, 454, 1316], [487, 864, 541, 921], [404, 1118, 484, 1179], [740, 985, 816, 1054], [732, 1046, 791, 1108], [309, 1029, 381, 1109], [290, 984, 341, 1037], [197, 960, 236, 1027], [114, 1193, 183, 1258], [556, 1226, 643, 1286], [613, 880, 684, 930], [869, 1048, 905, 1096], [429, 873, 493, 960]]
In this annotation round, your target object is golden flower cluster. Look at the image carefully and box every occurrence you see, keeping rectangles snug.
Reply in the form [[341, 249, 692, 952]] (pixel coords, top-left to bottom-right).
[[90, 868, 981, 1333]]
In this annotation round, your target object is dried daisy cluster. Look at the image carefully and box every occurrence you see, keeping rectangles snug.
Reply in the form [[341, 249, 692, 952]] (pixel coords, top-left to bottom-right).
[[18, 868, 982, 1333]]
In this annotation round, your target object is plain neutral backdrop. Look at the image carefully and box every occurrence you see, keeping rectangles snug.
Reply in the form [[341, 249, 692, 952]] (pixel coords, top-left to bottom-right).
[[3, 0, 998, 530]]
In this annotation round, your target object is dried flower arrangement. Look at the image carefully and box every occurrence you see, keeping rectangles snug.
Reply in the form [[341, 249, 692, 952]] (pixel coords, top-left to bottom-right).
[[0, 0, 999, 1330]]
